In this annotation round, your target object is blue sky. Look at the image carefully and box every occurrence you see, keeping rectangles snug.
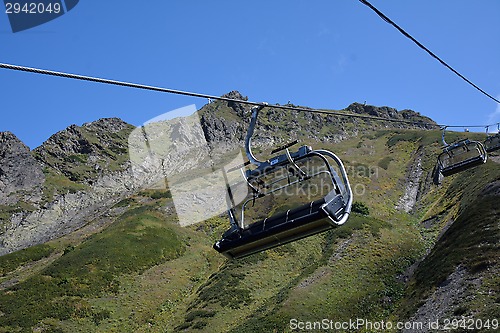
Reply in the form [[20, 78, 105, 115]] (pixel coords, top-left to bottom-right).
[[1, 1, 499, 148]]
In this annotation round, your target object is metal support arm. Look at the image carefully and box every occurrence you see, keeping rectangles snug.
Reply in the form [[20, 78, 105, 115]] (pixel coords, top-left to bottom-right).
[[245, 103, 268, 167]]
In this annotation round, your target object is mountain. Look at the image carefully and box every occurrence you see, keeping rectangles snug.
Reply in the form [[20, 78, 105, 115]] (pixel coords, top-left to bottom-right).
[[0, 93, 497, 333]]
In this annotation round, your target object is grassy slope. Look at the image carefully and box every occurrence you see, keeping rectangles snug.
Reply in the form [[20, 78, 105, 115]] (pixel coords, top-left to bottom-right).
[[396, 159, 500, 323], [0, 125, 497, 332], [0, 194, 191, 333]]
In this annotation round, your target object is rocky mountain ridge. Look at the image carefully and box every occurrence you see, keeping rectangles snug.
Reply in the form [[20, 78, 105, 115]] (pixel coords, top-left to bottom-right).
[[200, 91, 437, 147], [0, 118, 138, 254]]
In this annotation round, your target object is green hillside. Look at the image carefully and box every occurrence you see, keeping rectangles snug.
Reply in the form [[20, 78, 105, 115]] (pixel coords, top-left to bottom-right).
[[0, 100, 498, 333]]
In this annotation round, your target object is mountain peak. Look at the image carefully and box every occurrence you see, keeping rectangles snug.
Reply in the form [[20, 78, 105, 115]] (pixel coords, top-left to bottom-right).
[[221, 90, 248, 101], [82, 117, 131, 133], [34, 118, 134, 183], [0, 131, 22, 142]]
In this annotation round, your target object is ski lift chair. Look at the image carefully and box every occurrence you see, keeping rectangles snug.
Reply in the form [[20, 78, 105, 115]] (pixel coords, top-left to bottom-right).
[[214, 105, 353, 259], [483, 124, 500, 153], [437, 127, 487, 177]]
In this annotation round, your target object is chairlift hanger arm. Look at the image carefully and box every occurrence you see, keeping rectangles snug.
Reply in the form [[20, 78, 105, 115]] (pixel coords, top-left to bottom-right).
[[441, 126, 448, 147], [245, 103, 268, 167]]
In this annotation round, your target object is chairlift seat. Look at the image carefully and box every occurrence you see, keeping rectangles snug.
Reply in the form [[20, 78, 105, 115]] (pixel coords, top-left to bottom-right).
[[213, 193, 347, 259], [440, 155, 487, 177]]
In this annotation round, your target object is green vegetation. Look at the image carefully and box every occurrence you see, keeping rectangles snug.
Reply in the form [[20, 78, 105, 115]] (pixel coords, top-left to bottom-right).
[[386, 129, 487, 150], [45, 206, 185, 289], [352, 201, 370, 215], [41, 168, 89, 203], [0, 244, 54, 276], [113, 197, 135, 208], [0, 205, 185, 332], [397, 161, 500, 320], [223, 214, 424, 333], [378, 156, 393, 170], [138, 189, 172, 200], [386, 130, 438, 148]]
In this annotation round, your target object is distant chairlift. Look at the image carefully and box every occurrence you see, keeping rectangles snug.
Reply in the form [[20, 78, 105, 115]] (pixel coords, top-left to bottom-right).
[[483, 124, 500, 153], [213, 104, 353, 259], [437, 127, 487, 177]]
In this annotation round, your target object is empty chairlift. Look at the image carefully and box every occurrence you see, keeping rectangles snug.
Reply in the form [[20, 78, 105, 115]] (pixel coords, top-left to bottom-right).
[[214, 105, 353, 259], [483, 124, 500, 153], [437, 127, 487, 177]]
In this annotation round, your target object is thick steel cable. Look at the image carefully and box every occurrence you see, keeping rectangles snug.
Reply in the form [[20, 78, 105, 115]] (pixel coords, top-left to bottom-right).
[[0, 62, 498, 129], [358, 0, 500, 105]]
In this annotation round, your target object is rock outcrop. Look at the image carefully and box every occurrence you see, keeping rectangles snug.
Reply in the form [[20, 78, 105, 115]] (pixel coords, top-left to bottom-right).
[[0, 132, 44, 205], [0, 119, 138, 255], [34, 117, 133, 183], [345, 102, 437, 129]]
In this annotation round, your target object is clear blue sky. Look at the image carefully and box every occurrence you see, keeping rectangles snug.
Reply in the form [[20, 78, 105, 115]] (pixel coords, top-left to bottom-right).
[[1, 1, 499, 149]]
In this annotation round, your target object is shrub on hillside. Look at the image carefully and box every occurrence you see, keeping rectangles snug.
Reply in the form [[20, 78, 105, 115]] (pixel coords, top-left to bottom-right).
[[352, 201, 370, 215]]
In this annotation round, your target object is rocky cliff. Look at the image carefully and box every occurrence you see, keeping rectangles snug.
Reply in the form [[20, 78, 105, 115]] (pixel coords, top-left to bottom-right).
[[0, 132, 44, 206], [0, 119, 139, 254]]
